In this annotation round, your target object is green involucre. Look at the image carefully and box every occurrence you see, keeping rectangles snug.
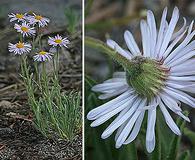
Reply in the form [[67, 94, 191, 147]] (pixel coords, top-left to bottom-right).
[[126, 56, 168, 99]]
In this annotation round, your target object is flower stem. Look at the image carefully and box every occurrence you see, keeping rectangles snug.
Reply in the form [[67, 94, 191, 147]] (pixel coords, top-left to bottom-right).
[[56, 47, 60, 74], [42, 62, 49, 95], [85, 36, 133, 70], [52, 47, 60, 81]]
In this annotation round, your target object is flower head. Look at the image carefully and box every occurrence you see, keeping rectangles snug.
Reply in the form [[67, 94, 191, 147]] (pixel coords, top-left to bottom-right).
[[48, 34, 70, 48], [8, 41, 31, 55], [27, 13, 50, 27], [14, 22, 36, 37], [87, 7, 195, 153], [33, 50, 53, 62], [8, 13, 27, 22]]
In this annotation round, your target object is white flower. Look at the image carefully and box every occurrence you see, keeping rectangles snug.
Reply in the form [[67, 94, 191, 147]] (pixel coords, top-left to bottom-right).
[[87, 7, 195, 153], [27, 13, 50, 27], [48, 34, 70, 48], [8, 41, 31, 55], [8, 13, 27, 22], [14, 22, 36, 37], [33, 51, 53, 62]]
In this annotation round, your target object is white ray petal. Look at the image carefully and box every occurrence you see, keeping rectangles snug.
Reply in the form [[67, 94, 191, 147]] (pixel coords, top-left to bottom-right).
[[169, 50, 195, 67], [170, 70, 195, 76], [164, 87, 195, 107], [164, 31, 195, 64], [171, 17, 186, 40], [98, 86, 130, 99], [115, 99, 147, 148], [92, 82, 126, 91], [124, 30, 141, 56], [160, 92, 182, 112], [166, 80, 195, 94], [123, 111, 145, 144], [146, 135, 155, 153], [147, 10, 157, 58], [159, 7, 179, 58], [155, 7, 168, 59], [146, 99, 157, 153], [115, 118, 129, 142], [107, 39, 132, 60], [168, 75, 195, 81], [102, 104, 133, 139], [170, 59, 195, 72], [163, 29, 186, 58], [87, 90, 132, 120], [90, 98, 134, 127], [187, 20, 194, 35], [101, 97, 141, 139], [168, 40, 195, 64], [146, 102, 157, 142], [115, 111, 141, 148], [159, 99, 181, 135], [140, 20, 151, 57], [177, 112, 190, 122]]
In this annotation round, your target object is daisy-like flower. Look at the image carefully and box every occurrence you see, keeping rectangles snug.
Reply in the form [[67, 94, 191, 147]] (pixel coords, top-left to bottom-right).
[[33, 50, 53, 62], [8, 41, 31, 55], [27, 13, 50, 27], [87, 7, 195, 153], [48, 34, 70, 48], [8, 13, 27, 22], [14, 22, 36, 37]]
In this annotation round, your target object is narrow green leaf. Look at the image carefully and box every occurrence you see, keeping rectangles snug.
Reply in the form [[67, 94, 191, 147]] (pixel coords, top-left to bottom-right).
[[85, 0, 94, 17], [166, 111, 188, 160], [179, 150, 190, 160], [157, 109, 175, 160], [184, 127, 195, 146], [118, 143, 138, 160], [183, 127, 195, 159]]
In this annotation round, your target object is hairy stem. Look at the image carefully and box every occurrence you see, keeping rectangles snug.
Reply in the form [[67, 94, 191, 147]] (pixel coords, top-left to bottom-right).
[[85, 36, 133, 70]]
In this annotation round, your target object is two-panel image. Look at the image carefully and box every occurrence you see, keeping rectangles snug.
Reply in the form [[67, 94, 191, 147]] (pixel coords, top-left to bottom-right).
[[0, 0, 195, 159]]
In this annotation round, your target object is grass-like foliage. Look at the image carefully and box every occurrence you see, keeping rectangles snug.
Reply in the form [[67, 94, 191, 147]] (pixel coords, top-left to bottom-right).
[[8, 12, 81, 141], [21, 55, 81, 140], [64, 7, 80, 34]]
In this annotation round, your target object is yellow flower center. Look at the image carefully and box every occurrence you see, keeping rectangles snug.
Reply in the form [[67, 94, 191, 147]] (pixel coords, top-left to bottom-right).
[[21, 26, 29, 32], [54, 39, 62, 44], [35, 15, 43, 20], [39, 51, 47, 55], [16, 42, 24, 49], [16, 14, 24, 19]]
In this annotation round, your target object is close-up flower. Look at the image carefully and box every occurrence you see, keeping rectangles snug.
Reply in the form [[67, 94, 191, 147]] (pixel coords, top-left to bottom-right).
[[8, 13, 27, 22], [27, 13, 50, 27], [87, 7, 195, 153], [33, 50, 53, 62], [8, 41, 31, 55], [48, 34, 70, 48], [14, 22, 36, 37]]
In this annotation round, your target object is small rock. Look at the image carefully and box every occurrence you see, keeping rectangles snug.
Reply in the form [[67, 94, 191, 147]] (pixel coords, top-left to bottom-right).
[[0, 100, 12, 109]]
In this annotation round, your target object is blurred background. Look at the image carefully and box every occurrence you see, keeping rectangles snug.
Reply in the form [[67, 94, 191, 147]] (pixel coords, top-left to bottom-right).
[[85, 0, 195, 160], [0, 0, 82, 159], [85, 0, 195, 81]]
